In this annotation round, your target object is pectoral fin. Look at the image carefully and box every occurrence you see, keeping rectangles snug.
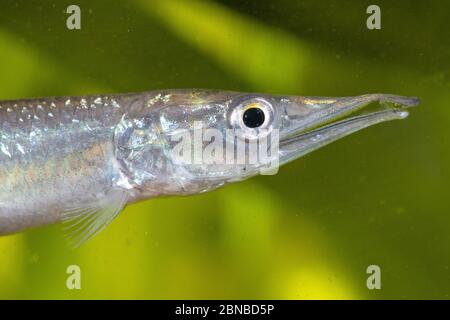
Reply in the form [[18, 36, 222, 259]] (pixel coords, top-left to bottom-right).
[[62, 189, 128, 248]]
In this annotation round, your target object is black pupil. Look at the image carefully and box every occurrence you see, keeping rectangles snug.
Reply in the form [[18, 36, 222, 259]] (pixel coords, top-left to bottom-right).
[[243, 108, 265, 128]]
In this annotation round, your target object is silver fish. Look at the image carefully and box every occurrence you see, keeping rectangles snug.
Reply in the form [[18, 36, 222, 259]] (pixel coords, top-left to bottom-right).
[[0, 90, 419, 246]]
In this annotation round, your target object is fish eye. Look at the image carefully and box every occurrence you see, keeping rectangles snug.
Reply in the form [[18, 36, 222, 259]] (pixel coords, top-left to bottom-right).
[[229, 97, 275, 140], [232, 99, 272, 129], [243, 106, 266, 128]]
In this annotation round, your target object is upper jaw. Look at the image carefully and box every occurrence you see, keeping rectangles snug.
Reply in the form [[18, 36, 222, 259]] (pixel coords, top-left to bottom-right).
[[277, 94, 420, 166]]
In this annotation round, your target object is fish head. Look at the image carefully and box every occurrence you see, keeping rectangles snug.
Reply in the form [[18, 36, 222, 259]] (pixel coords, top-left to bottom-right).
[[116, 90, 419, 197]]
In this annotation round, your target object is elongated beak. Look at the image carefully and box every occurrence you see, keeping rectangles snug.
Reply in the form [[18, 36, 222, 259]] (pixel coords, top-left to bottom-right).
[[277, 94, 420, 165]]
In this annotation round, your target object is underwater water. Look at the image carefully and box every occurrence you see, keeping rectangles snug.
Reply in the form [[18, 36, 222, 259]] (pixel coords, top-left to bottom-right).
[[0, 0, 449, 299]]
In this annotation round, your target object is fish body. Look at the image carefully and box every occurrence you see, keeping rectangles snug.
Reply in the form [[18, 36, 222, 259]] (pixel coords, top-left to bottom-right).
[[0, 94, 128, 234], [0, 90, 419, 245]]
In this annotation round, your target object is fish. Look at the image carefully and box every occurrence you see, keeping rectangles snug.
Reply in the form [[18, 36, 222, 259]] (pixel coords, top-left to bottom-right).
[[0, 90, 419, 246]]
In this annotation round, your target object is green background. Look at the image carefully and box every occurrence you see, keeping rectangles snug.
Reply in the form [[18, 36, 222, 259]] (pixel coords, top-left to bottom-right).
[[0, 0, 449, 299]]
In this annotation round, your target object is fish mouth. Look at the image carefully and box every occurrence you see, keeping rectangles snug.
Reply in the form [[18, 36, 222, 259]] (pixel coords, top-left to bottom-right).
[[278, 94, 420, 166]]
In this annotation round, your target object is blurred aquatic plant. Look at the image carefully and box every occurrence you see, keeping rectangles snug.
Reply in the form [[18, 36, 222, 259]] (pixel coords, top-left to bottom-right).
[[139, 0, 309, 93], [0, 234, 25, 297]]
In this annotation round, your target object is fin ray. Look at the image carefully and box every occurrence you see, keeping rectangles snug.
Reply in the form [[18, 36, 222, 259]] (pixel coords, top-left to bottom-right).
[[62, 189, 128, 248]]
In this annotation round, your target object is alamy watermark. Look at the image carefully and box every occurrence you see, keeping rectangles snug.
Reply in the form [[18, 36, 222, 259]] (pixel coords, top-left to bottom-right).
[[66, 5, 81, 30], [367, 5, 381, 30], [65, 4, 381, 31], [169, 121, 280, 175], [66, 264, 81, 290], [366, 264, 381, 290]]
